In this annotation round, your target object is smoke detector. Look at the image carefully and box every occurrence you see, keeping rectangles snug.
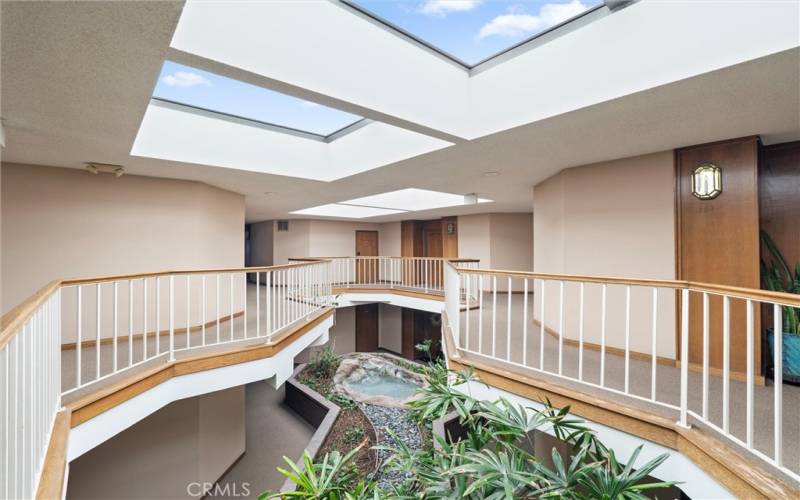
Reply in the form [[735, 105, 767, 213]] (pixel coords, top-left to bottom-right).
[[85, 162, 125, 177]]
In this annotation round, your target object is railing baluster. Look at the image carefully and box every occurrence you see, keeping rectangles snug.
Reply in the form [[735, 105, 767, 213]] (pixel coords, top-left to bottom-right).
[[523, 278, 528, 367], [256, 272, 260, 336], [478, 275, 483, 354], [578, 282, 584, 381], [96, 282, 101, 380], [229, 273, 234, 341], [746, 299, 754, 448], [187, 275, 191, 348], [540, 280, 546, 371], [143, 278, 148, 359], [558, 281, 564, 375], [169, 275, 175, 361], [492, 276, 497, 358], [600, 284, 607, 387], [774, 302, 783, 466], [679, 288, 689, 427], [201, 275, 206, 346], [113, 281, 118, 373], [129, 280, 134, 366], [266, 271, 272, 340], [507, 277, 512, 361], [216, 274, 220, 344], [650, 287, 658, 401], [465, 273, 470, 351], [702, 292, 710, 419], [76, 286, 82, 387], [624, 285, 630, 393], [156, 276, 161, 355], [722, 295, 730, 433]]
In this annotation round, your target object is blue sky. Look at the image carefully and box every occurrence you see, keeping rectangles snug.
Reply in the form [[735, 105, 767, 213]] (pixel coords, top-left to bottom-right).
[[352, 0, 601, 64], [152, 61, 362, 136]]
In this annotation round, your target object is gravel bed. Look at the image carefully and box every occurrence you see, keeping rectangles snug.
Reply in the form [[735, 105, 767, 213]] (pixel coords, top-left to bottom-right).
[[358, 402, 423, 491]]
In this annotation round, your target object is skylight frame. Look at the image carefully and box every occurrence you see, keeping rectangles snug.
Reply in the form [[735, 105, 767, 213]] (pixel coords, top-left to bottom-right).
[[290, 203, 407, 219], [339, 0, 610, 71], [151, 97, 370, 143], [341, 188, 492, 212], [151, 62, 367, 141], [290, 189, 494, 220]]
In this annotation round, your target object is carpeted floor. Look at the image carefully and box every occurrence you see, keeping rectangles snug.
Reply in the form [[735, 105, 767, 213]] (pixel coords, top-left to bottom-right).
[[206, 382, 315, 499]]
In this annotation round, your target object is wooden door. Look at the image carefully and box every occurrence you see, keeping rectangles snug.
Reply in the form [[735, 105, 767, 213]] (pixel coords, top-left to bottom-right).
[[355, 304, 379, 352], [676, 137, 761, 376], [355, 230, 378, 284]]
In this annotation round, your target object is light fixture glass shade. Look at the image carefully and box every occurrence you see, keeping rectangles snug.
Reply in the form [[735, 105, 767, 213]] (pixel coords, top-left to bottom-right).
[[691, 163, 722, 200]]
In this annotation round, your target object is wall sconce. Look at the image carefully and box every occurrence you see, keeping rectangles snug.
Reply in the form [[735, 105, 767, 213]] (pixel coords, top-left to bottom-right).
[[691, 163, 722, 200]]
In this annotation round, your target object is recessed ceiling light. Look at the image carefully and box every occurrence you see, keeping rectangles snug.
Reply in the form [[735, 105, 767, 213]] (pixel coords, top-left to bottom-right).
[[341, 188, 491, 212], [291, 203, 406, 219], [483, 171, 499, 177]]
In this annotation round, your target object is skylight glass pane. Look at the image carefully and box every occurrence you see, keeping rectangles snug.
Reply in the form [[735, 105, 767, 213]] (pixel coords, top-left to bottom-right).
[[342, 188, 491, 211], [350, 0, 603, 65], [291, 204, 407, 219], [152, 61, 362, 136]]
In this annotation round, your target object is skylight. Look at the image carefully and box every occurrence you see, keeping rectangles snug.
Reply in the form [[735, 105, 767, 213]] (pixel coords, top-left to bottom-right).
[[291, 204, 406, 219], [152, 61, 363, 137], [348, 0, 603, 66], [342, 188, 491, 211], [291, 189, 493, 219]]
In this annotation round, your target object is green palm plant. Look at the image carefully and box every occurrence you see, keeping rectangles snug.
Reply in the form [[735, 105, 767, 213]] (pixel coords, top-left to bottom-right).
[[450, 448, 536, 499], [576, 445, 674, 500], [761, 230, 800, 334], [262, 445, 372, 499]]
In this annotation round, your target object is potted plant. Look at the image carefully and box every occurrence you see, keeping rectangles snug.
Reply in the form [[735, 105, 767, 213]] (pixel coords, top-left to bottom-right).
[[761, 231, 800, 383]]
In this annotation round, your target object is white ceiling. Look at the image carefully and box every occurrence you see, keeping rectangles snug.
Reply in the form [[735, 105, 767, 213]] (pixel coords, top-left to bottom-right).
[[1, 1, 799, 223]]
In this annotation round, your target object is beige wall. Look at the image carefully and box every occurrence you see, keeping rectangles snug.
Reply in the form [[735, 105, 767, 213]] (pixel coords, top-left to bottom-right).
[[67, 386, 245, 500], [1, 164, 246, 342], [458, 213, 533, 291], [308, 220, 381, 257], [532, 151, 676, 358], [267, 219, 402, 265], [249, 221, 274, 267], [1, 164, 244, 314], [273, 219, 310, 265], [378, 222, 401, 257], [458, 214, 491, 266]]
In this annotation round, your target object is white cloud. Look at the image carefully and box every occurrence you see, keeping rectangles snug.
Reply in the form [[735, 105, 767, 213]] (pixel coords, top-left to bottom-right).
[[478, 0, 588, 39], [161, 71, 211, 88], [419, 0, 482, 17], [299, 100, 320, 109]]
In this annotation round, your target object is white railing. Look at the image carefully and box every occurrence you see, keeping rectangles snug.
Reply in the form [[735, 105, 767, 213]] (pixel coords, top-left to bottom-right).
[[446, 267, 800, 483], [0, 260, 331, 496], [1, 287, 61, 500], [5, 255, 795, 493], [59, 262, 331, 395], [294, 256, 479, 295]]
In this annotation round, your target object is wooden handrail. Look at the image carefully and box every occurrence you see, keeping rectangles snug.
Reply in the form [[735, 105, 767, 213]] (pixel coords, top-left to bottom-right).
[[289, 256, 481, 262], [456, 267, 800, 307], [0, 261, 330, 349], [0, 280, 61, 350], [61, 260, 327, 286]]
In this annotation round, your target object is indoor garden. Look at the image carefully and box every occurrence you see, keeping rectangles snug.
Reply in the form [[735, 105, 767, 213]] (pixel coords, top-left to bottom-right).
[[263, 343, 678, 499]]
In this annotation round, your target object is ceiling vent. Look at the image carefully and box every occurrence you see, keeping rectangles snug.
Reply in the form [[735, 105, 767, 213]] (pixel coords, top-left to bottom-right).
[[85, 162, 125, 177], [277, 220, 289, 232]]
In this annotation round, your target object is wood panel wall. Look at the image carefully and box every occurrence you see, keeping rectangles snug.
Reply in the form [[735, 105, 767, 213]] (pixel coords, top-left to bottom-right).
[[760, 141, 800, 272], [441, 216, 458, 258], [676, 136, 761, 375]]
